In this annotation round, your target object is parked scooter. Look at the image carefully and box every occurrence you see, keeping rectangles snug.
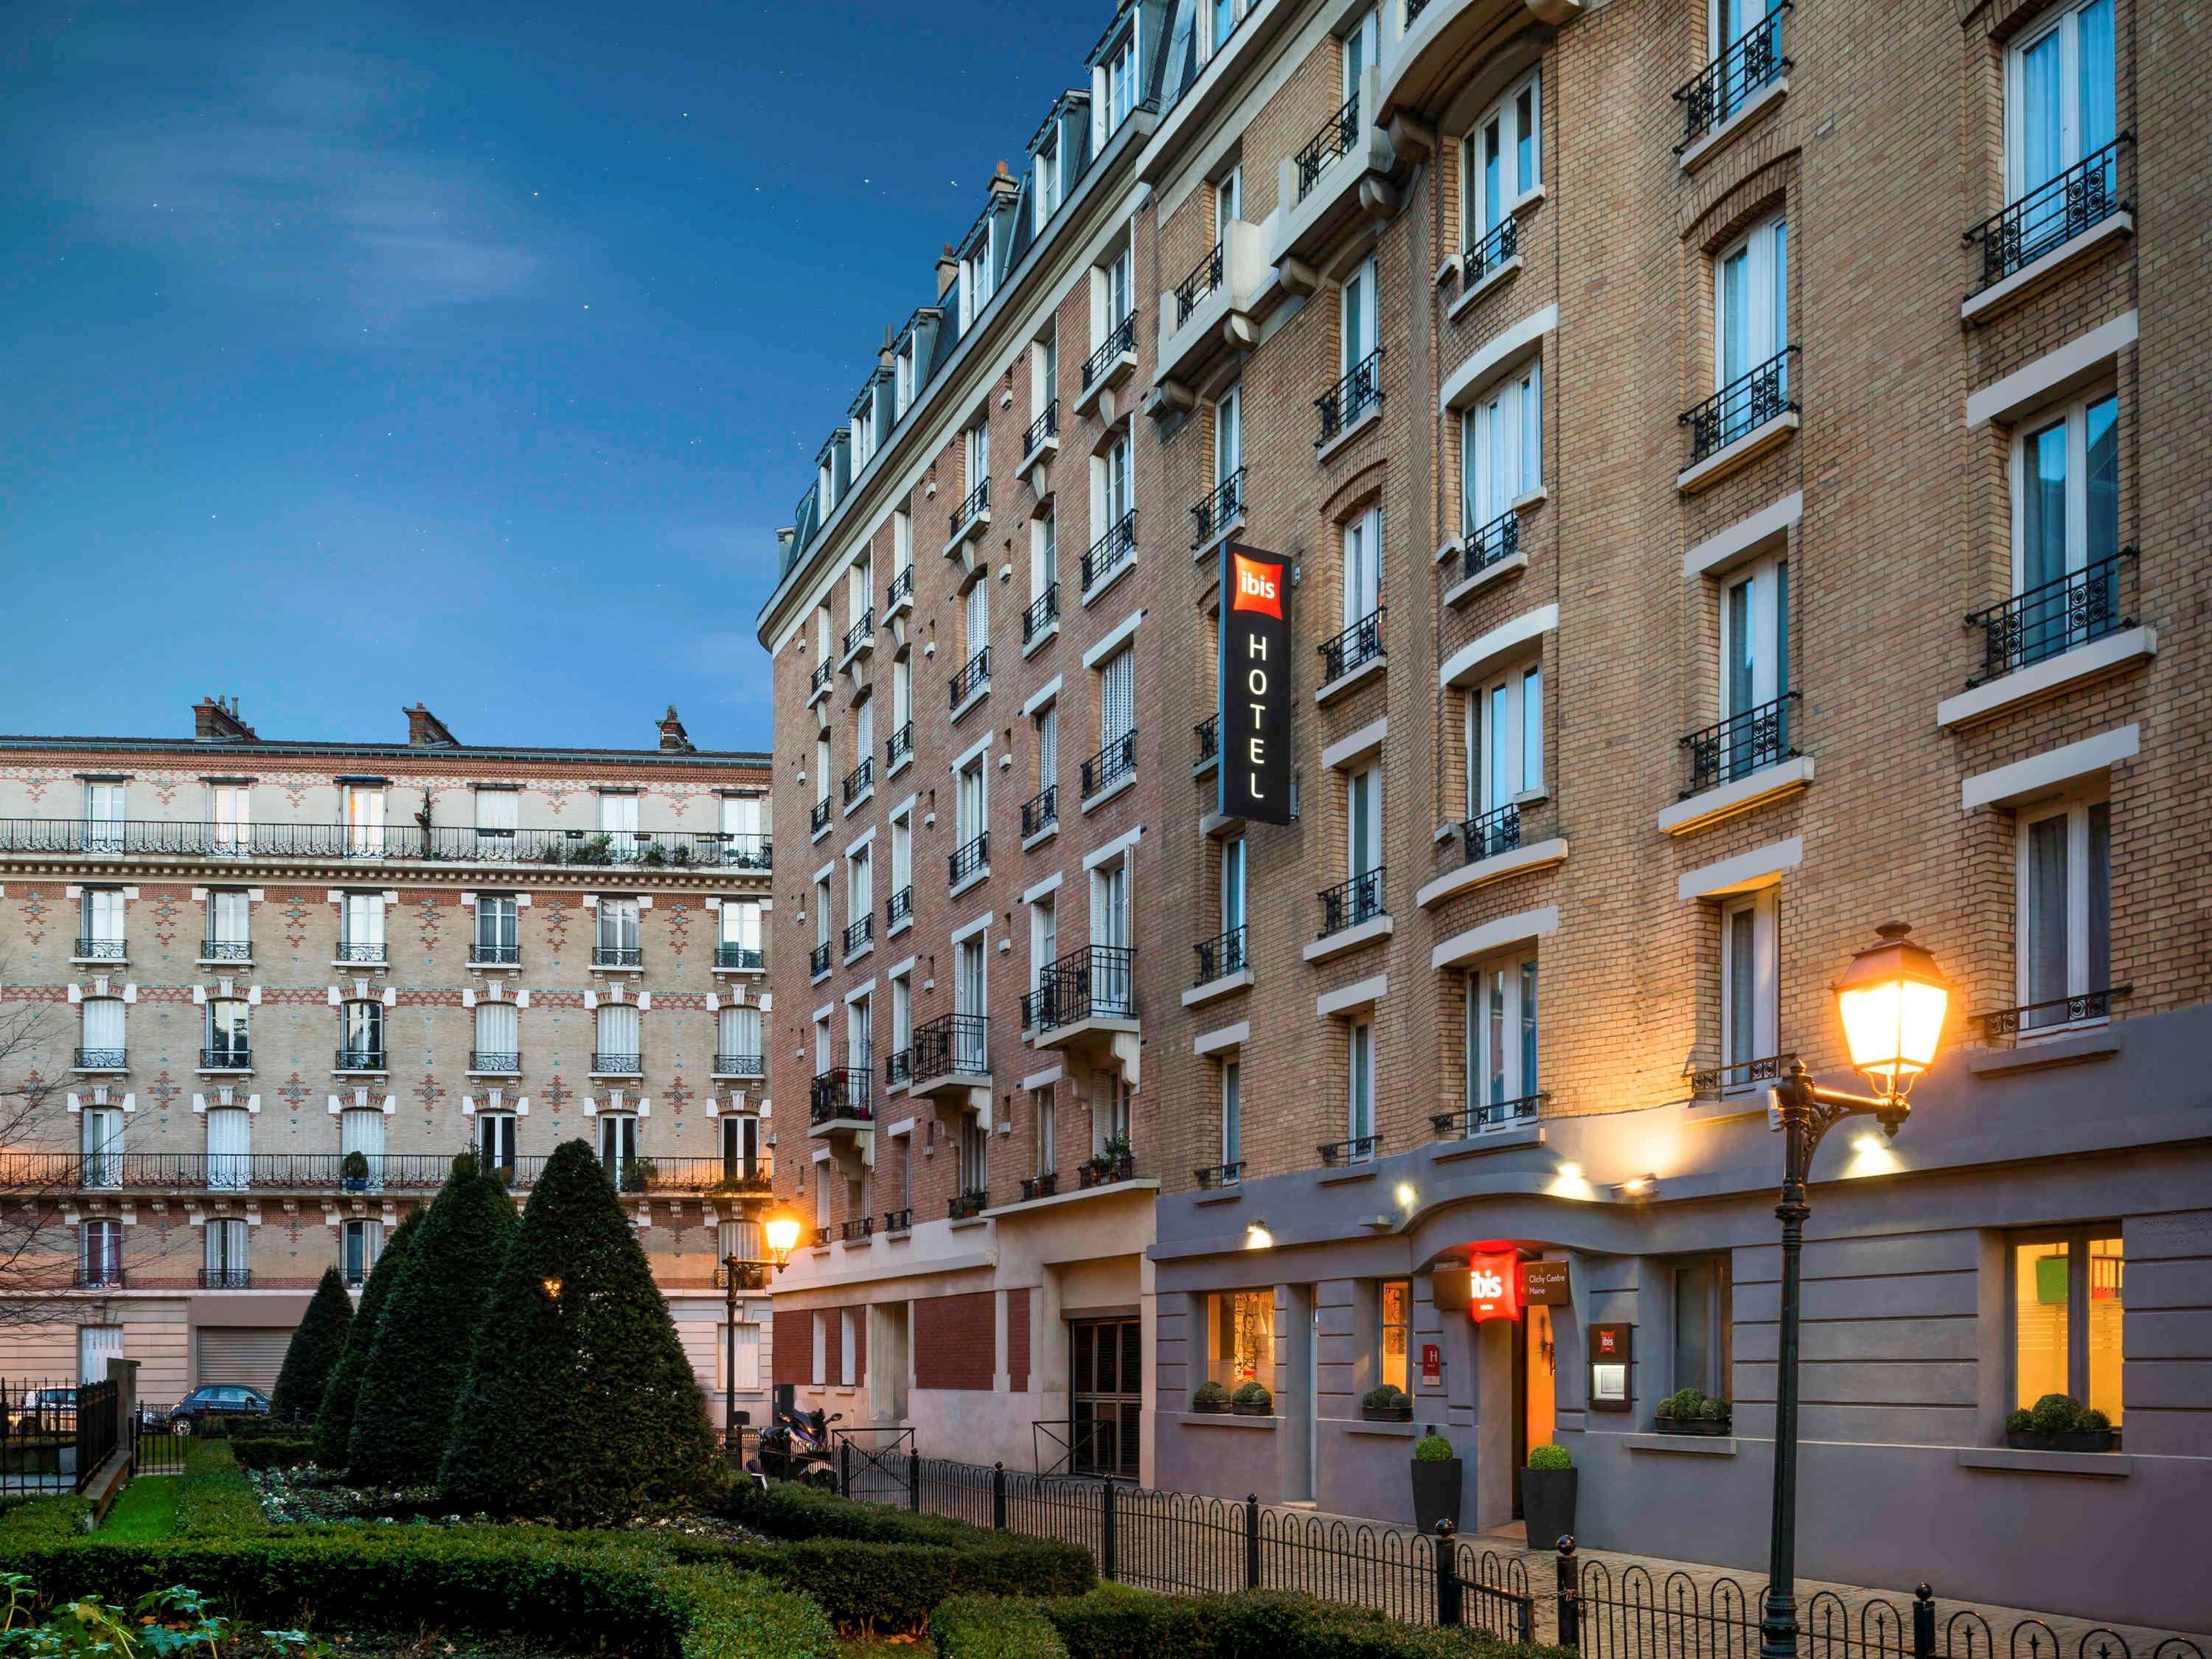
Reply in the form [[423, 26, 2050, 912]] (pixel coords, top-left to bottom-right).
[[747, 1384, 841, 1488]]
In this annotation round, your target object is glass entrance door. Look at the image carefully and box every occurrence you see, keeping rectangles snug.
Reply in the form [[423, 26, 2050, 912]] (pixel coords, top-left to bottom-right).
[[1068, 1318, 1141, 1480]]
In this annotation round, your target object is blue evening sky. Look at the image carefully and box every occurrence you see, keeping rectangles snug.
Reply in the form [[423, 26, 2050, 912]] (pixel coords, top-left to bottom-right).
[[0, 1, 1102, 754]]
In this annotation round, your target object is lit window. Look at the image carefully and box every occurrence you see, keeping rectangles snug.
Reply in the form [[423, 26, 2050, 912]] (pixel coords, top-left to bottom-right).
[[1465, 953, 1540, 1123], [1208, 1289, 1274, 1391], [2011, 1231, 2123, 1426], [1379, 1279, 1411, 1394], [1719, 888, 1779, 1090]]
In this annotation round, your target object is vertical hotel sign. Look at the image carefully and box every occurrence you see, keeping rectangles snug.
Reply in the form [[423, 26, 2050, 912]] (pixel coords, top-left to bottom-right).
[[1218, 543, 1293, 824]]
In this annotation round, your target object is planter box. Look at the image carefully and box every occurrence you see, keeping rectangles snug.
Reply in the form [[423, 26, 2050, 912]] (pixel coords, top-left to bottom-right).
[[1523, 1466, 1576, 1552], [1362, 1404, 1414, 1422], [1656, 1414, 1731, 1437], [2010, 1427, 2116, 1453], [1411, 1456, 1463, 1534], [1192, 1397, 1231, 1415], [1232, 1399, 1274, 1416]]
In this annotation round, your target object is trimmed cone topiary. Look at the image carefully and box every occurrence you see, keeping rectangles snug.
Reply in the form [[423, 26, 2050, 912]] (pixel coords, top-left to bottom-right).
[[269, 1266, 354, 1425], [439, 1138, 722, 1521], [348, 1153, 518, 1486], [314, 1208, 422, 1469]]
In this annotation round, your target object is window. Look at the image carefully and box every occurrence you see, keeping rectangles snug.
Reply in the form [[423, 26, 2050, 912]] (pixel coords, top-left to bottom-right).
[[957, 1118, 988, 1194], [889, 813, 911, 905], [811, 1310, 828, 1382], [475, 894, 519, 964], [342, 1219, 382, 1287], [1035, 703, 1060, 796], [1031, 894, 1057, 998], [1341, 258, 1377, 376], [208, 785, 250, 852], [814, 1170, 832, 1227], [80, 996, 125, 1065], [342, 892, 386, 960], [1032, 509, 1059, 599], [814, 737, 832, 810], [80, 888, 125, 955], [1715, 215, 1788, 408], [206, 998, 249, 1066], [204, 1217, 248, 1281], [80, 1105, 122, 1189], [1036, 1085, 1057, 1175], [956, 758, 987, 849], [1465, 72, 1542, 247], [206, 889, 249, 959], [1215, 383, 1243, 506], [718, 1006, 762, 1073], [1466, 953, 1540, 1121], [1207, 1289, 1273, 1391], [846, 846, 873, 945], [83, 782, 126, 852], [341, 785, 385, 856], [1106, 246, 1133, 334], [890, 970, 911, 1067], [473, 1000, 518, 1069], [813, 876, 832, 953], [1105, 29, 1138, 130], [595, 1001, 641, 1071], [1722, 551, 1790, 736], [2017, 793, 2111, 1028], [80, 1219, 123, 1286], [1220, 836, 1246, 935], [1341, 7, 1378, 98], [1379, 1279, 1411, 1394], [1097, 435, 1133, 544], [963, 420, 990, 502], [1035, 139, 1060, 232], [1672, 1254, 1732, 1400], [2014, 392, 2119, 652], [1461, 362, 1542, 534], [473, 787, 519, 857], [476, 1110, 518, 1172], [891, 656, 912, 734], [1215, 167, 1243, 234], [845, 994, 872, 1077], [964, 574, 989, 664], [1209, 0, 1249, 53], [1341, 507, 1380, 627], [1220, 1061, 1241, 1169], [813, 1015, 832, 1075], [726, 1320, 763, 1392], [597, 897, 641, 965], [1093, 1072, 1130, 1152], [597, 791, 640, 855], [597, 1110, 639, 1179], [1347, 764, 1381, 880], [956, 936, 987, 1020], [1347, 1019, 1375, 1147], [894, 336, 916, 417], [2012, 1231, 2122, 1425], [723, 1112, 763, 1180], [840, 1308, 858, 1386], [1092, 857, 1130, 951], [2006, 0, 2115, 204], [718, 899, 762, 964], [1099, 647, 1135, 751], [204, 1102, 251, 1190], [340, 1001, 385, 1067], [1719, 888, 1779, 1088], [340, 1105, 383, 1183], [1470, 662, 1544, 814]]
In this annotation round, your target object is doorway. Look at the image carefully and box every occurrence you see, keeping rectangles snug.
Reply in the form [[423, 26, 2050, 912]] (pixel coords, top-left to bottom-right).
[[1510, 1303, 1557, 1517], [78, 1325, 122, 1384], [871, 1301, 911, 1425], [1068, 1318, 1140, 1478]]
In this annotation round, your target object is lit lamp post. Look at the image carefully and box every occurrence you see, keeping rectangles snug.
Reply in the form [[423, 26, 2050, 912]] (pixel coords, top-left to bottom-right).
[[723, 1207, 803, 1448], [1760, 923, 1950, 1659]]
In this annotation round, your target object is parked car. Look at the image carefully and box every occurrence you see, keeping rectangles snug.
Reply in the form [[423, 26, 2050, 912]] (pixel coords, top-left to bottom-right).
[[3, 1386, 76, 1437], [165, 1385, 269, 1435]]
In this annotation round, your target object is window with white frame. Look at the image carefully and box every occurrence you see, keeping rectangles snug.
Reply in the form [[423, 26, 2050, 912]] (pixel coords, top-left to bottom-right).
[[1715, 215, 1788, 416], [598, 1109, 639, 1178], [1346, 1018, 1375, 1150], [339, 1000, 384, 1068], [854, 700, 873, 786], [1098, 647, 1135, 754], [1031, 893, 1058, 996], [473, 787, 519, 855], [2017, 792, 2111, 1032], [839, 1307, 858, 1386], [1092, 856, 1130, 955], [957, 1117, 988, 1194], [595, 1001, 641, 1072], [1032, 509, 1058, 601], [204, 1100, 251, 1189], [475, 894, 518, 964], [339, 1103, 383, 1180], [81, 1218, 124, 1285], [1096, 436, 1133, 549], [1342, 6, 1378, 97], [1034, 701, 1060, 799], [1461, 361, 1542, 536], [956, 758, 987, 850], [1105, 27, 1138, 131], [204, 1216, 248, 1281], [1718, 551, 1790, 779], [814, 736, 832, 810], [82, 781, 126, 851], [1216, 383, 1242, 500], [963, 420, 990, 505], [956, 938, 987, 1068], [813, 877, 832, 952], [1341, 257, 1377, 378], [2014, 390, 2119, 657], [206, 888, 249, 959], [1466, 953, 1540, 1125], [205, 997, 249, 1067], [846, 992, 872, 1075], [846, 846, 872, 946], [723, 1113, 763, 1180], [894, 335, 916, 417], [1719, 888, 1779, 1089], [341, 784, 385, 855], [889, 970, 911, 1067], [1034, 138, 1060, 231], [889, 811, 911, 906], [473, 999, 518, 1070], [1346, 763, 1381, 882], [1220, 835, 1247, 939], [1215, 165, 1243, 234], [1036, 1085, 1057, 1175], [596, 897, 641, 965], [718, 898, 762, 967], [813, 1014, 832, 1076], [1220, 1060, 1242, 1171], [476, 1108, 518, 1172], [718, 1005, 762, 1074], [80, 1103, 123, 1189], [341, 891, 386, 961], [1468, 661, 1544, 818], [342, 1218, 382, 1287], [1341, 507, 1380, 630], [79, 996, 125, 1067], [2006, 0, 2115, 210], [1208, 0, 1250, 54], [207, 784, 249, 852], [1105, 246, 1133, 335], [1466, 72, 1542, 251], [597, 790, 640, 851], [80, 888, 125, 956], [964, 574, 990, 661]]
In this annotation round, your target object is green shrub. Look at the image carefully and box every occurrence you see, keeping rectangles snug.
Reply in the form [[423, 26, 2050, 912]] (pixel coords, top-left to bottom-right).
[[1413, 1433, 1455, 1463], [2004, 1407, 2034, 1433], [2079, 1407, 2111, 1433], [226, 1436, 319, 1471], [933, 1593, 1071, 1659], [2028, 1392, 2081, 1436], [315, 1207, 421, 1467], [1192, 1380, 1230, 1408], [1658, 1388, 1722, 1421], [720, 1478, 1008, 1547], [667, 1533, 1093, 1632], [440, 1138, 722, 1522], [1034, 1585, 1574, 1659], [1363, 1385, 1410, 1413], [268, 1266, 354, 1425], [1526, 1443, 1571, 1472], [1231, 1382, 1272, 1411], [174, 1441, 266, 1537], [665, 1562, 837, 1659], [349, 1155, 518, 1485]]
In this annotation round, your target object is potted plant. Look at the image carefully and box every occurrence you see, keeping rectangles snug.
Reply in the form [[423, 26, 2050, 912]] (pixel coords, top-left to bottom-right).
[[1523, 1443, 1576, 1551], [1411, 1430, 1462, 1534], [340, 1150, 371, 1192], [1361, 1383, 1413, 1422], [1192, 1380, 1231, 1415], [1231, 1381, 1273, 1417], [1655, 1386, 1731, 1436], [949, 1188, 987, 1220], [2006, 1393, 2116, 1452]]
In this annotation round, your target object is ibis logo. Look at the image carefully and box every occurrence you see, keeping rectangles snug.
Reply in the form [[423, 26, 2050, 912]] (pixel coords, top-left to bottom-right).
[[1231, 552, 1283, 619]]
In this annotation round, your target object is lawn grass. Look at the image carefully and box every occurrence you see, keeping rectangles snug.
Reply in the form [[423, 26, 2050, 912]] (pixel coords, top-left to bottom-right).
[[837, 1636, 929, 1659], [98, 1470, 181, 1539]]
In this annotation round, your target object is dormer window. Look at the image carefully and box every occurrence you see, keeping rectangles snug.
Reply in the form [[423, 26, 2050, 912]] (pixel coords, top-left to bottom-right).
[[895, 336, 917, 417], [1104, 27, 1139, 132], [1035, 140, 1060, 231]]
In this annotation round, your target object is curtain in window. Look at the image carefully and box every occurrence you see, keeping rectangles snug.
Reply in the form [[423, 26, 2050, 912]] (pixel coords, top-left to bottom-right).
[[206, 999, 248, 1062], [597, 1002, 640, 1061], [342, 1001, 383, 1060], [210, 890, 249, 947], [477, 897, 518, 954], [598, 901, 640, 953], [344, 894, 385, 949], [341, 1108, 384, 1189], [82, 997, 125, 1054], [204, 1217, 248, 1273], [80, 1108, 123, 1189], [475, 1000, 518, 1058], [1221, 1063, 1240, 1164], [1725, 908, 1757, 1065], [206, 1107, 251, 1191], [719, 1006, 762, 1057], [1101, 651, 1135, 748]]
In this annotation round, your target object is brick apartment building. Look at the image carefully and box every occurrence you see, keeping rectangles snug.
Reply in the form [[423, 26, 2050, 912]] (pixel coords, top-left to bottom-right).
[[756, 0, 2206, 1626], [0, 699, 777, 1423]]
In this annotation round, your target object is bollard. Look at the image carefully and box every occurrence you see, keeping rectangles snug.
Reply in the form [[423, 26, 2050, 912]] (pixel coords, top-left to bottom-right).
[[1434, 1520, 1463, 1627], [1555, 1536, 1580, 1652]]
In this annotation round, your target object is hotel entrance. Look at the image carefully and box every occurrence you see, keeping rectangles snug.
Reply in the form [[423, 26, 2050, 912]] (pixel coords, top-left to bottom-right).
[[1509, 1299, 1557, 1519]]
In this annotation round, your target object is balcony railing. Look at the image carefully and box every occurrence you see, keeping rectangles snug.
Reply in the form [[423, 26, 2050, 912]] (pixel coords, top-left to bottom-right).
[[841, 608, 874, 657], [839, 1214, 874, 1243], [1461, 801, 1523, 864], [0, 819, 769, 870], [470, 1050, 521, 1073], [1175, 240, 1225, 325], [1682, 691, 1799, 796], [1190, 467, 1245, 549], [1672, 1, 1790, 153], [1024, 400, 1060, 455], [1032, 944, 1135, 1031], [73, 936, 126, 961], [1195, 714, 1220, 766], [1318, 867, 1385, 939], [1193, 1161, 1243, 1189], [842, 757, 874, 805], [886, 721, 914, 768], [1317, 607, 1384, 683], [1978, 984, 2129, 1047], [809, 1064, 873, 1125], [75, 1266, 127, 1288], [842, 915, 873, 956], [810, 660, 835, 698], [1023, 583, 1060, 644], [950, 645, 992, 707], [715, 943, 764, 970], [1193, 924, 1246, 985], [1966, 549, 2135, 686], [1022, 785, 1058, 839], [198, 1047, 251, 1071], [1078, 1150, 1135, 1190], [948, 1190, 987, 1221], [810, 799, 832, 836], [201, 938, 252, 961], [1682, 345, 1796, 465], [1295, 94, 1360, 199], [0, 1150, 770, 1197], [1315, 349, 1382, 446], [1021, 1172, 1060, 1201], [810, 941, 832, 976], [591, 1051, 642, 1075], [1432, 1093, 1548, 1140], [714, 1052, 765, 1077], [1080, 731, 1138, 799], [950, 477, 990, 540], [886, 886, 914, 928], [949, 832, 990, 886], [592, 945, 644, 969], [74, 1048, 128, 1071], [911, 1011, 990, 1082], [333, 1048, 387, 1071], [1688, 1051, 1795, 1099], [470, 942, 521, 967], [1460, 508, 1520, 584], [884, 1048, 911, 1087], [813, 1225, 833, 1248], [1082, 511, 1137, 590], [883, 1206, 912, 1233], [335, 942, 387, 965], [1083, 312, 1138, 387], [1318, 1135, 1381, 1168], [886, 564, 915, 610], [1463, 213, 1520, 289], [198, 1267, 253, 1290]]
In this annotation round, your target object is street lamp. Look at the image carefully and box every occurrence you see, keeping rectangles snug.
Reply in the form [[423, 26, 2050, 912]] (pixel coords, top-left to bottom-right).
[[1759, 923, 1950, 1659], [723, 1206, 803, 1449]]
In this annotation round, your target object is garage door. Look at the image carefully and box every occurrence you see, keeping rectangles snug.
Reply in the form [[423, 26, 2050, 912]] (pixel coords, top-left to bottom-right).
[[195, 1328, 292, 1393]]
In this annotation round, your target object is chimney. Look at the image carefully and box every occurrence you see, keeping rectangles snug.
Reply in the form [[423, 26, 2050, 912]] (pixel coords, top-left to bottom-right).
[[880, 324, 897, 372], [657, 706, 695, 753], [192, 696, 257, 742], [405, 703, 458, 748], [936, 243, 959, 301], [987, 159, 1018, 204]]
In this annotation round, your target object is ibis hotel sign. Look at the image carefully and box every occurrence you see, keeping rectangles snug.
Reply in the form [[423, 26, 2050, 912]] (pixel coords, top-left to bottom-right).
[[1218, 543, 1294, 824]]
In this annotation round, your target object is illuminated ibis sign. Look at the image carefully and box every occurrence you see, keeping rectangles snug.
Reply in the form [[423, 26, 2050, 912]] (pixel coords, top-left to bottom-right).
[[1466, 1251, 1522, 1323], [1217, 543, 1293, 824]]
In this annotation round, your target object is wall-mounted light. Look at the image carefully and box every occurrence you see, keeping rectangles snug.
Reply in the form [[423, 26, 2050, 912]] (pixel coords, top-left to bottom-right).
[[1613, 1174, 1660, 1200], [1393, 1183, 1417, 1210], [1244, 1220, 1273, 1251]]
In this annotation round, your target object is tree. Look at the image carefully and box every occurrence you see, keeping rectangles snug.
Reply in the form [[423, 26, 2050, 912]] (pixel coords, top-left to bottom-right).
[[439, 1138, 720, 1522], [0, 991, 92, 1328], [348, 1154, 516, 1486], [314, 1208, 421, 1468], [268, 1266, 353, 1424]]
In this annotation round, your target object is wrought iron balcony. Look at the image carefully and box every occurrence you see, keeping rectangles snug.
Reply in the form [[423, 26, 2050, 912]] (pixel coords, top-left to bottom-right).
[[883, 1207, 912, 1233], [1078, 1150, 1135, 1189], [333, 1047, 386, 1071], [1, 1150, 765, 1197], [470, 942, 521, 967], [198, 1267, 253, 1290], [950, 477, 990, 540], [886, 721, 914, 768], [1194, 1161, 1244, 1189], [1193, 924, 1246, 986], [950, 645, 992, 707], [715, 943, 764, 972], [1317, 1135, 1381, 1168], [1033, 944, 1135, 1031], [947, 1189, 987, 1220], [1318, 866, 1385, 938], [809, 1062, 873, 1125], [713, 1051, 764, 1078], [1080, 731, 1137, 799], [1195, 714, 1220, 766], [1461, 801, 1523, 864], [1082, 511, 1137, 590], [1977, 985, 2129, 1048], [883, 1048, 911, 1087], [1315, 349, 1382, 446], [911, 1011, 990, 1083], [198, 1046, 251, 1071], [1317, 607, 1384, 683], [810, 660, 835, 698], [1021, 1172, 1060, 1201], [1024, 399, 1060, 455], [1295, 93, 1360, 200], [948, 832, 990, 886], [73, 1048, 128, 1071], [841, 608, 874, 657], [812, 1224, 833, 1248], [200, 938, 252, 961], [1681, 345, 1796, 465], [1404, 0, 1433, 19], [335, 942, 387, 965], [810, 799, 832, 835], [886, 564, 915, 611], [73, 936, 126, 961], [1682, 691, 1799, 796], [591, 1051, 642, 1075], [0, 818, 770, 871], [1191, 467, 1245, 549], [1689, 1051, 1795, 1099], [1082, 312, 1138, 387], [1463, 213, 1520, 289], [839, 1214, 874, 1243], [886, 886, 913, 928], [1432, 1093, 1548, 1141], [1672, 1, 1790, 153], [1966, 549, 2136, 686], [1023, 582, 1060, 644], [592, 945, 644, 969], [1175, 240, 1225, 326], [1968, 137, 2133, 293], [842, 914, 873, 956], [1459, 508, 1520, 584], [842, 757, 874, 805], [810, 941, 832, 976], [470, 1050, 521, 1073], [74, 1266, 127, 1288], [1021, 785, 1058, 839]]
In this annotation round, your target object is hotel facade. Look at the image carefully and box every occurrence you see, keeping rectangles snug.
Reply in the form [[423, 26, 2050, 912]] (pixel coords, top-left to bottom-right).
[[756, 0, 2208, 1627], [0, 700, 778, 1422]]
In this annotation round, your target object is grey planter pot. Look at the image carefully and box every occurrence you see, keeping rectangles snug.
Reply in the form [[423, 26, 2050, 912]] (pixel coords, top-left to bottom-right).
[[1411, 1456, 1463, 1534], [1522, 1467, 1577, 1551]]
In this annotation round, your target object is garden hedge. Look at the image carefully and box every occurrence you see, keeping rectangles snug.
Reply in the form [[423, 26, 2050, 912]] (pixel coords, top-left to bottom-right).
[[224, 1436, 318, 1471], [720, 1474, 1010, 1546], [314, 1206, 421, 1467], [931, 1593, 1071, 1659], [268, 1266, 353, 1425], [668, 1533, 1093, 1633]]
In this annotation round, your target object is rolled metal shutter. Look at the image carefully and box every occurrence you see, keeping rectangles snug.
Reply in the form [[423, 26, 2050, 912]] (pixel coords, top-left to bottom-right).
[[195, 1328, 291, 1392]]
